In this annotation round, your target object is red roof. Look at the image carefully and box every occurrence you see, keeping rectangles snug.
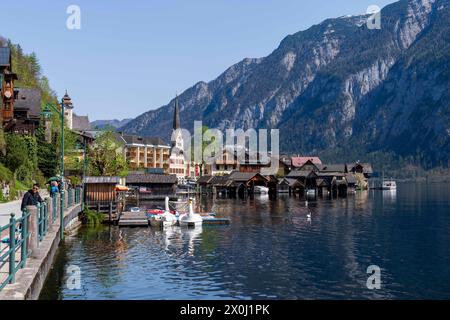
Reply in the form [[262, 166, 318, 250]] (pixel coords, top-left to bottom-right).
[[291, 157, 322, 168]]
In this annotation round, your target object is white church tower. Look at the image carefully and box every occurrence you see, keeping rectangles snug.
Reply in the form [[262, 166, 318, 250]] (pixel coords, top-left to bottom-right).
[[169, 95, 188, 182]]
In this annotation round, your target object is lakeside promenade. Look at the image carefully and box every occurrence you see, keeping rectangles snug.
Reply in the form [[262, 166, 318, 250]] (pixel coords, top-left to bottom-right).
[[0, 189, 82, 299], [0, 191, 50, 226], [0, 200, 22, 226]]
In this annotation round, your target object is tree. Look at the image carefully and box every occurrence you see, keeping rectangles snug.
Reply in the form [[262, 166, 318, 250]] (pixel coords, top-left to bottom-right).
[[35, 127, 58, 178], [88, 131, 128, 177], [2, 134, 29, 172], [190, 125, 214, 176]]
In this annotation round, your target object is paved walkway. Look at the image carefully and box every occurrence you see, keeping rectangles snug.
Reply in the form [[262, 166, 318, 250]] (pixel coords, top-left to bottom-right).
[[0, 191, 49, 226], [0, 200, 22, 226]]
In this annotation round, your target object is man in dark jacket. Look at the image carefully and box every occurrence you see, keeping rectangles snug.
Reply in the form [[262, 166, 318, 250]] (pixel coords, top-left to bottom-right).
[[21, 184, 44, 211]]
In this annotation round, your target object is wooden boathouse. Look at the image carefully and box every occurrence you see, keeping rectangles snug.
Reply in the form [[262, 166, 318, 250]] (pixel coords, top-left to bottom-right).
[[125, 173, 178, 200], [83, 176, 124, 217], [201, 171, 278, 197]]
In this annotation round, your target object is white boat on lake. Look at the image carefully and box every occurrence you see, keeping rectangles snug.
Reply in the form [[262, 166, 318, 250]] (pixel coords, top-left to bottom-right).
[[381, 180, 397, 190], [254, 186, 269, 194]]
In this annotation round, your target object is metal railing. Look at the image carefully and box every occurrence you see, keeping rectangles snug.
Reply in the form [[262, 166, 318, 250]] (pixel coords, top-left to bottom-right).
[[0, 187, 83, 291], [52, 194, 58, 223], [37, 202, 49, 242], [0, 210, 31, 291]]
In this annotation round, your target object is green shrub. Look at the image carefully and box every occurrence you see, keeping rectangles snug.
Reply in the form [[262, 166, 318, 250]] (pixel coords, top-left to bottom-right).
[[80, 207, 104, 226]]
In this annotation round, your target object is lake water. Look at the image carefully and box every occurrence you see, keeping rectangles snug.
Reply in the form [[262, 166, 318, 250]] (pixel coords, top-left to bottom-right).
[[40, 182, 450, 300]]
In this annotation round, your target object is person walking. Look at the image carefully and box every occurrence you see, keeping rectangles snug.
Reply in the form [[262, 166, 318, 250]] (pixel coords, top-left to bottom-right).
[[21, 183, 44, 211], [50, 181, 59, 197]]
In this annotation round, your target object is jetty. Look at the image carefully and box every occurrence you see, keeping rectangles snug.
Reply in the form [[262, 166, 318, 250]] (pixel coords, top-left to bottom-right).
[[118, 211, 149, 227], [117, 211, 230, 227]]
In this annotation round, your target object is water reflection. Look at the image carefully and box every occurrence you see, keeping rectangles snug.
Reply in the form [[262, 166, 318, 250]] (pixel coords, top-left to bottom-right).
[[40, 183, 450, 300]]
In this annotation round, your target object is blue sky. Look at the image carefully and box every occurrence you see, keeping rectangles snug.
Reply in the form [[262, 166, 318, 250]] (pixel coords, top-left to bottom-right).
[[0, 0, 395, 121]]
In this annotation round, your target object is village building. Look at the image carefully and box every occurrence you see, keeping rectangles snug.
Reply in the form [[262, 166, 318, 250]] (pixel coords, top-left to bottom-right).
[[1, 47, 41, 135], [169, 96, 189, 181], [72, 114, 92, 131], [198, 171, 278, 197], [291, 156, 322, 169], [207, 147, 289, 177], [125, 172, 177, 196], [7, 87, 41, 135], [0, 47, 18, 127], [281, 160, 372, 197], [278, 177, 303, 194], [347, 162, 373, 190], [116, 133, 170, 171], [83, 176, 125, 215], [62, 91, 92, 131]]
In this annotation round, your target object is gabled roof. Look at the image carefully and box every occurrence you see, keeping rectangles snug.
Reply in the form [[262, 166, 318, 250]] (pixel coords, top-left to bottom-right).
[[316, 178, 330, 187], [286, 170, 317, 178], [209, 175, 230, 186], [279, 178, 303, 187], [348, 162, 373, 174], [72, 113, 92, 131], [317, 171, 345, 177], [121, 134, 168, 146], [291, 157, 322, 168], [126, 173, 177, 184], [14, 88, 41, 118], [319, 164, 346, 173], [228, 171, 268, 182], [197, 175, 214, 184], [83, 176, 120, 184]]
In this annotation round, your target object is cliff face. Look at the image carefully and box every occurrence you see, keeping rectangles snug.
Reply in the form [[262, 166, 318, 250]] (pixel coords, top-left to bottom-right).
[[121, 0, 450, 167]]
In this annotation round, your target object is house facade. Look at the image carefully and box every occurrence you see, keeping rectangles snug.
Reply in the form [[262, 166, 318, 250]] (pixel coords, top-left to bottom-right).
[[116, 133, 171, 171]]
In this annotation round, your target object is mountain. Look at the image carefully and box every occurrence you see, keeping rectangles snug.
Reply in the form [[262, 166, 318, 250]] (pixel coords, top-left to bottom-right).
[[120, 0, 450, 169], [91, 118, 132, 129]]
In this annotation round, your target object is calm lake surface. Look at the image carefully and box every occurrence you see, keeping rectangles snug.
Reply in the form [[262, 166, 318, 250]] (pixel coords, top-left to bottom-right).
[[40, 182, 450, 300]]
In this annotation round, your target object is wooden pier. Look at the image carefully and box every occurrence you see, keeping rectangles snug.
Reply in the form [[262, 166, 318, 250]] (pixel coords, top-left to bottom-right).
[[118, 211, 149, 227]]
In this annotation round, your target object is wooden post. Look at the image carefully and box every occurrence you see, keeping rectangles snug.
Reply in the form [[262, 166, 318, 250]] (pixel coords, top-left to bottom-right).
[[27, 205, 39, 258], [97, 203, 100, 213], [109, 202, 112, 222]]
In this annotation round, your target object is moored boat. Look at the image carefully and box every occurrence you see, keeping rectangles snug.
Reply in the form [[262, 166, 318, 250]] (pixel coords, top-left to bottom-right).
[[381, 180, 397, 190], [179, 198, 203, 227], [254, 186, 269, 194], [149, 197, 177, 228]]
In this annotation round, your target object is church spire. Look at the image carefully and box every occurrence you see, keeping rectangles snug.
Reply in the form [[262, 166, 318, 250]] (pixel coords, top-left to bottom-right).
[[173, 95, 180, 130]]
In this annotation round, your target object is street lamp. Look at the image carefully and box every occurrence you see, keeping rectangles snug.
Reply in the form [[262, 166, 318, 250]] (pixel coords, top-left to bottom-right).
[[46, 98, 67, 240], [41, 105, 52, 119], [40, 105, 53, 143]]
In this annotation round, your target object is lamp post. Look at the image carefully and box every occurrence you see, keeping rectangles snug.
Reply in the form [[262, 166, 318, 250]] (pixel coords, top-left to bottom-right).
[[45, 99, 66, 240], [75, 138, 88, 211], [41, 105, 53, 143]]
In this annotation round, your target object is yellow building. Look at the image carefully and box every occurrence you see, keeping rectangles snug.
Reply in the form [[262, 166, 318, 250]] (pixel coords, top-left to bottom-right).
[[117, 134, 170, 171]]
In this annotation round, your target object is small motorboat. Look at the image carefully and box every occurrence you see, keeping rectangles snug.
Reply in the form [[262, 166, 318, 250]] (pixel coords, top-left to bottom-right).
[[381, 180, 397, 190], [254, 186, 269, 194], [179, 198, 203, 228], [372, 179, 397, 190]]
